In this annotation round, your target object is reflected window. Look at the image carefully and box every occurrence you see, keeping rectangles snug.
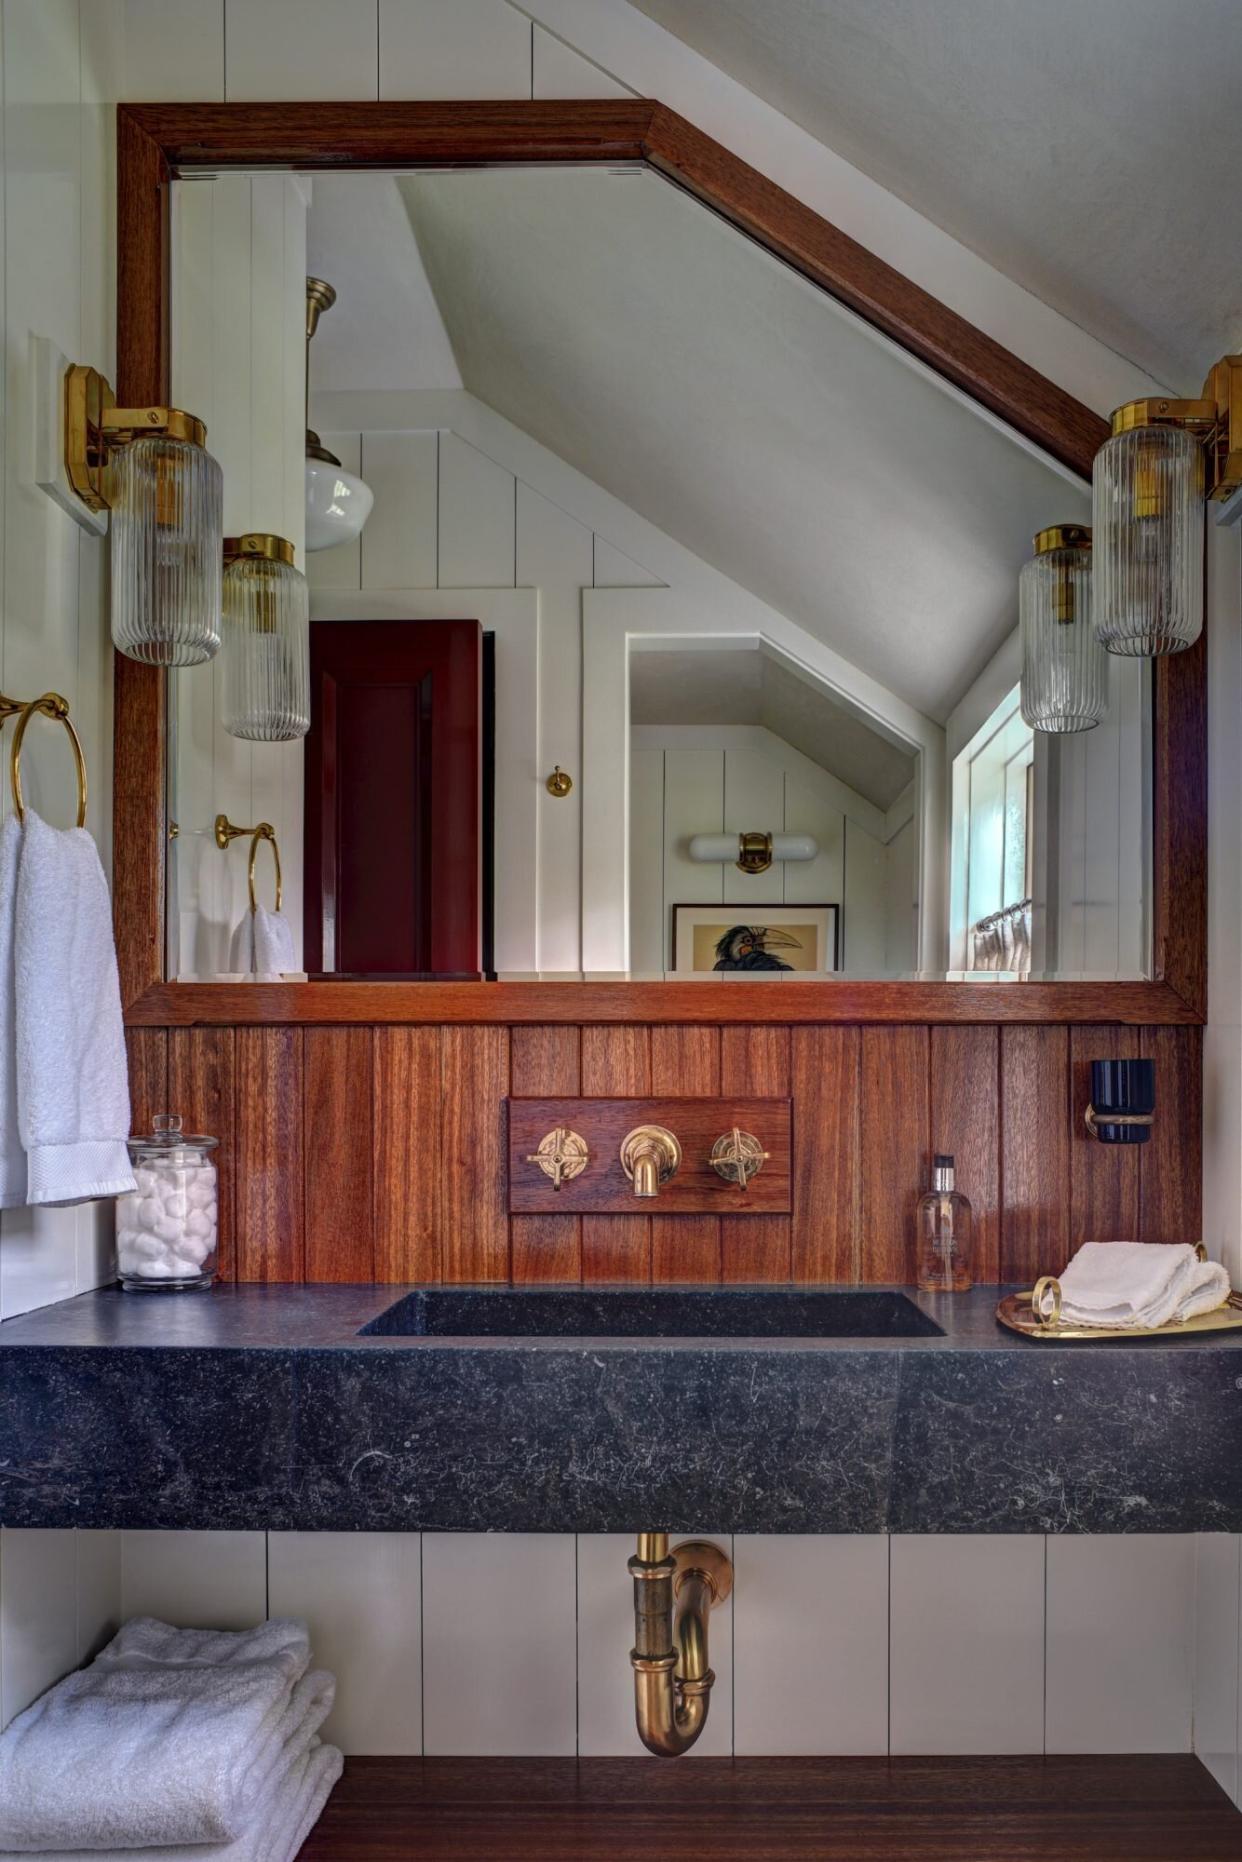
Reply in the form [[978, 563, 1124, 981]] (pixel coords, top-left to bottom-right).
[[953, 685, 1034, 974]]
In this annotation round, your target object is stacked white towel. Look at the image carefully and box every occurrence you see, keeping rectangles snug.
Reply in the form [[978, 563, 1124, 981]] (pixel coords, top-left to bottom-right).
[[1041, 1240, 1231, 1329], [0, 1617, 342, 1860]]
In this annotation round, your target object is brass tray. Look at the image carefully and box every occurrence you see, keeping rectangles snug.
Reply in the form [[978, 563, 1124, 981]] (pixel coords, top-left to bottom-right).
[[997, 1285, 1242, 1341]]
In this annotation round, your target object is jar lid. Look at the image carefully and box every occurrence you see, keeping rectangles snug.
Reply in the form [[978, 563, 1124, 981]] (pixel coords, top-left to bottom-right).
[[129, 1113, 218, 1153]]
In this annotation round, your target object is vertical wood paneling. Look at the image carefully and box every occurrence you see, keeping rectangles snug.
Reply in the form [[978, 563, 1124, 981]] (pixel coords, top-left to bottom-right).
[[235, 1029, 304, 1281], [125, 1028, 168, 1135], [304, 1028, 374, 1282], [1071, 1025, 1139, 1247], [1000, 1025, 1070, 1283], [168, 1028, 236, 1283], [1139, 1025, 1202, 1244], [721, 1026, 792, 1281], [651, 1027, 720, 1282], [860, 1027, 930, 1284], [373, 1028, 441, 1281], [790, 1027, 859, 1282], [581, 1026, 651, 1282], [441, 1027, 510, 1281], [931, 1026, 1000, 1284], [511, 1025, 582, 1283]]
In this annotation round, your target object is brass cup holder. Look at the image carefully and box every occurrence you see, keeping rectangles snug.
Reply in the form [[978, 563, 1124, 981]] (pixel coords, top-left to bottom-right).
[[620, 1125, 681, 1199]]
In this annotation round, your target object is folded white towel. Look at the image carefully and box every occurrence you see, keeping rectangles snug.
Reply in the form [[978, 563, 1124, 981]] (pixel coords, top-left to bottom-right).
[[14, 809, 134, 1206], [228, 906, 296, 980], [0, 815, 26, 1209], [7, 1736, 344, 1862], [1042, 1240, 1231, 1329], [0, 1618, 333, 1853]]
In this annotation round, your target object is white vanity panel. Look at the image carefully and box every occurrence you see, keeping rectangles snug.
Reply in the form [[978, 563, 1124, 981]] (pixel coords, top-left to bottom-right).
[[119, 1531, 267, 1633], [1194, 1534, 1240, 1801]]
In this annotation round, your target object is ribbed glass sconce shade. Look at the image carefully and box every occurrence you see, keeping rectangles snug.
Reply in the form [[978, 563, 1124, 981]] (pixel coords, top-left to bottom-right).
[[109, 435, 223, 665], [221, 537, 310, 742], [1019, 526, 1106, 733], [1092, 424, 1204, 656]]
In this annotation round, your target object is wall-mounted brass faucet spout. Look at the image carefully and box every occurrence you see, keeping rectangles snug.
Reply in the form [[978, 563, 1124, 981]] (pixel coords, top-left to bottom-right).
[[629, 1531, 733, 1756], [619, 1126, 681, 1199]]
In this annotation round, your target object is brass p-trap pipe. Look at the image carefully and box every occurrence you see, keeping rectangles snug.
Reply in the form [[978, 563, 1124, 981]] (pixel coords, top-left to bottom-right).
[[629, 1531, 733, 1757]]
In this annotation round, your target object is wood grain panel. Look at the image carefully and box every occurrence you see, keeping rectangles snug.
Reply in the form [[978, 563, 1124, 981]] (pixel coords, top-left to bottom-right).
[[650, 1027, 720, 1282], [1139, 1025, 1202, 1244], [860, 1027, 929, 1284], [373, 1027, 441, 1281], [720, 1025, 792, 1281], [510, 1026, 582, 1283], [441, 1026, 510, 1282], [168, 1028, 235, 1283], [1000, 1026, 1070, 1284], [931, 1026, 1000, 1284], [1070, 1025, 1140, 1248], [580, 1025, 651, 1282], [125, 1027, 168, 1134], [304, 1029, 374, 1282], [235, 1028, 304, 1281], [790, 1026, 859, 1282]]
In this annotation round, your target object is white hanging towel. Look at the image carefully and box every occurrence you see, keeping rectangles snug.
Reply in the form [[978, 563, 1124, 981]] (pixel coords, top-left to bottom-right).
[[0, 815, 25, 1208], [228, 905, 296, 979], [13, 808, 135, 1205]]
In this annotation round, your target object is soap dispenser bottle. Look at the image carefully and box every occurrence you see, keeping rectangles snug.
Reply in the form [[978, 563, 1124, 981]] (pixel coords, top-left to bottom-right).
[[916, 1153, 973, 1293]]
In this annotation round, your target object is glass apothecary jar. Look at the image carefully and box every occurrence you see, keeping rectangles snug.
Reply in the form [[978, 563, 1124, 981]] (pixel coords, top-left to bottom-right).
[[116, 1115, 219, 1291]]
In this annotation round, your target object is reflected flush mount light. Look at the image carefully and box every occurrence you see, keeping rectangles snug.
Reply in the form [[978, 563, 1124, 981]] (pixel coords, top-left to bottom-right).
[[64, 362, 223, 665], [1092, 355, 1242, 656], [221, 534, 310, 742], [304, 277, 374, 553], [1019, 524, 1107, 734]]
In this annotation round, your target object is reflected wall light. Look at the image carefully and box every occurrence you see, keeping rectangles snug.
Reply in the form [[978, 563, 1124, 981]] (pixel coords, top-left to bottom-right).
[[221, 534, 310, 742], [1019, 524, 1107, 734], [64, 363, 223, 665], [1092, 355, 1242, 657], [304, 277, 374, 552]]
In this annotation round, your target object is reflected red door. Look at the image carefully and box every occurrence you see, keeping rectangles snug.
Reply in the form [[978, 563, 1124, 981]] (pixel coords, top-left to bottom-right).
[[305, 620, 482, 975]]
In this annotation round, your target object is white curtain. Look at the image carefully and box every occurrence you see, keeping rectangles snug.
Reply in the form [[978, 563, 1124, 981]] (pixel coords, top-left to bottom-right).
[[970, 898, 1032, 975]]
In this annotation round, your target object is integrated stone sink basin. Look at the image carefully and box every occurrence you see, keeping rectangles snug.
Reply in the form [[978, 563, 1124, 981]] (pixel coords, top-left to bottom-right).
[[359, 1287, 944, 1340]]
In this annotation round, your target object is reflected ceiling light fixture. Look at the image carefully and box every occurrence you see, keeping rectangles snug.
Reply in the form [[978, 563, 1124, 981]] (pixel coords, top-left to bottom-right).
[[63, 363, 223, 664], [1019, 525, 1107, 734], [1092, 354, 1242, 657], [304, 277, 374, 552], [689, 831, 818, 875], [221, 534, 310, 742]]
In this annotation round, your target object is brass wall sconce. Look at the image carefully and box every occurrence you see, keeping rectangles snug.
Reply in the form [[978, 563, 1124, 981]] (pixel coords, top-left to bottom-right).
[[1019, 525, 1107, 735], [221, 534, 310, 743], [688, 831, 818, 875], [630, 1532, 733, 1757], [64, 363, 223, 666], [215, 814, 283, 914], [525, 1126, 590, 1190], [1084, 1058, 1155, 1144]]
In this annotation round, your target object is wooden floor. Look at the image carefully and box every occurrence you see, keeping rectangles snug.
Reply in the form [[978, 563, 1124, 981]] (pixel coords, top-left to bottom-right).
[[301, 1755, 1242, 1861]]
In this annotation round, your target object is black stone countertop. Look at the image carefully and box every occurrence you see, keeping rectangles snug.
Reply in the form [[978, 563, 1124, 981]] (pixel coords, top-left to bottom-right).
[[3, 1283, 1241, 1535]]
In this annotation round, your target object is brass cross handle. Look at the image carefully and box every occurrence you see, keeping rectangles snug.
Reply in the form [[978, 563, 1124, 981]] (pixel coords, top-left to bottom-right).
[[709, 1127, 769, 1190], [526, 1126, 590, 1191]]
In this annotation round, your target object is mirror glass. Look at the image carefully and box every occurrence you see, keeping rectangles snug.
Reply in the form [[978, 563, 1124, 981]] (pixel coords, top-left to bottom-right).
[[166, 163, 1150, 982]]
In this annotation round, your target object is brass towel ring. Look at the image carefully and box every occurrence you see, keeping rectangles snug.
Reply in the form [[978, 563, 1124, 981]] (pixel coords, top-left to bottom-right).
[[214, 812, 283, 914], [10, 693, 87, 827]]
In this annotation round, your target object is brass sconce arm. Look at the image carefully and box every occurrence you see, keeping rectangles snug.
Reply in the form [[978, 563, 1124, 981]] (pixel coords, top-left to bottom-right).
[[1110, 355, 1242, 502], [629, 1533, 732, 1758], [65, 363, 209, 514]]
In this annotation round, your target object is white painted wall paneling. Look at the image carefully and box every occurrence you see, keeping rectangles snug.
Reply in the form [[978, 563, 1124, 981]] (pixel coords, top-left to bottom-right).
[[1193, 1534, 1240, 1802], [380, 0, 532, 101]]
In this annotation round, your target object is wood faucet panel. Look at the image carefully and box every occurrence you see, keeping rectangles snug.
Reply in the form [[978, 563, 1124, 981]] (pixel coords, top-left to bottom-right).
[[508, 1097, 792, 1214]]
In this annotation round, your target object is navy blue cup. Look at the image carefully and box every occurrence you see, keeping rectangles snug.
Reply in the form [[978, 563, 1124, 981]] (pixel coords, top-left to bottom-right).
[[1089, 1058, 1155, 1144]]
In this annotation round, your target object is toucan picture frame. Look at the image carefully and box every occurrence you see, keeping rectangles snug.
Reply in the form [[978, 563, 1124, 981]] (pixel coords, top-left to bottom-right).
[[671, 905, 841, 976]]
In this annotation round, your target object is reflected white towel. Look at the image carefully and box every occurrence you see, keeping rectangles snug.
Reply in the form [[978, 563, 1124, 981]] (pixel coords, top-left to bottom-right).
[[13, 809, 134, 1206], [15, 1739, 344, 1862], [1044, 1240, 1231, 1329], [0, 1617, 330, 1853], [228, 907, 296, 980], [0, 816, 25, 1208]]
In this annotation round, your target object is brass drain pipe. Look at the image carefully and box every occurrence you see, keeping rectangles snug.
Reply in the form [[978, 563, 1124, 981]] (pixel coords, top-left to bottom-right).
[[628, 1531, 733, 1757]]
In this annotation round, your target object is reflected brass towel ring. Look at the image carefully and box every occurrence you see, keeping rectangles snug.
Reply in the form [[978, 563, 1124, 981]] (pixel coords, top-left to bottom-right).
[[8, 692, 87, 827], [214, 813, 282, 913]]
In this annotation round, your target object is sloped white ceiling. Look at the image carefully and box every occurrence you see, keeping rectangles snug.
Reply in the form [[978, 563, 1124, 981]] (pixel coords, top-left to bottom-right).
[[396, 166, 1086, 722], [630, 0, 1242, 392]]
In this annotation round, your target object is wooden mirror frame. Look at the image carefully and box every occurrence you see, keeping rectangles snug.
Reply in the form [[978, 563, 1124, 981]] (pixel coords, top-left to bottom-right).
[[115, 100, 1204, 1030]]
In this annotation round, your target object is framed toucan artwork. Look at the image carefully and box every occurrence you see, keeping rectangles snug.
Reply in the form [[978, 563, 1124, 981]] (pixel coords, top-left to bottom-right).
[[671, 905, 840, 975]]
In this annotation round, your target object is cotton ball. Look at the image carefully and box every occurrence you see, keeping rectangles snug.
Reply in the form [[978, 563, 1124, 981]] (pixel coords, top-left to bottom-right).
[[186, 1210, 210, 1239], [138, 1197, 162, 1230], [187, 1179, 211, 1212], [153, 1216, 186, 1245], [134, 1166, 161, 1196], [163, 1191, 189, 1221]]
